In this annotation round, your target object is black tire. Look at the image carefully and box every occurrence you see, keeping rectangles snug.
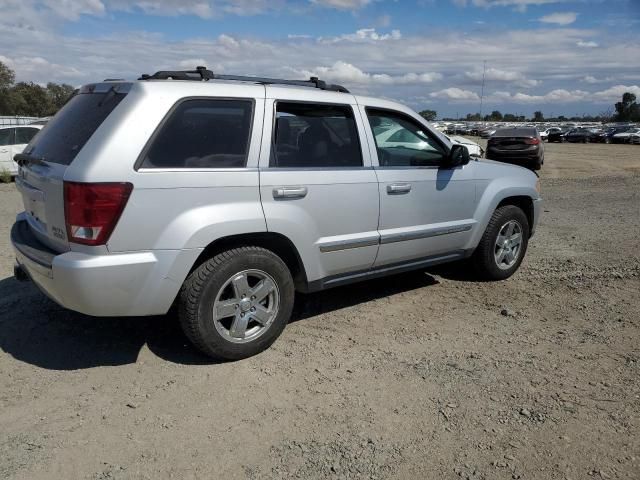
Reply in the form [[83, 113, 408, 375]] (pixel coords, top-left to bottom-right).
[[471, 205, 530, 280], [605, 137, 611, 144], [178, 246, 295, 360]]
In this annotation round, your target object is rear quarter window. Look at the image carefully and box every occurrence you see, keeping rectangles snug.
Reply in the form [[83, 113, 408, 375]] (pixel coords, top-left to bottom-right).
[[139, 98, 254, 169]]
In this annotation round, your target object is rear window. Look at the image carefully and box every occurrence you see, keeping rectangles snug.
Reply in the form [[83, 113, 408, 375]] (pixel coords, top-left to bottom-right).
[[25, 90, 126, 166], [140, 99, 254, 169]]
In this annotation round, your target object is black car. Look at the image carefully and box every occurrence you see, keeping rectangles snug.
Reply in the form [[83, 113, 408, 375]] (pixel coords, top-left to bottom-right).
[[594, 126, 630, 144], [564, 128, 599, 143], [547, 128, 571, 143], [486, 128, 544, 171]]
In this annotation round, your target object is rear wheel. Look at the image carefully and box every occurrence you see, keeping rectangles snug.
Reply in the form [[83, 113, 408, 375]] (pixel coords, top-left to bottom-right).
[[178, 247, 295, 360], [472, 205, 530, 280]]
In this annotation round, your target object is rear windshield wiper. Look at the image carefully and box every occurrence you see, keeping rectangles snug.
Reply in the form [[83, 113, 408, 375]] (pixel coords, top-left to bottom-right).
[[14, 153, 49, 168]]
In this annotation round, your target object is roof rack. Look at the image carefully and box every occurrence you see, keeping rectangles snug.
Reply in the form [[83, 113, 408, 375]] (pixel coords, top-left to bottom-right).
[[138, 66, 350, 93]]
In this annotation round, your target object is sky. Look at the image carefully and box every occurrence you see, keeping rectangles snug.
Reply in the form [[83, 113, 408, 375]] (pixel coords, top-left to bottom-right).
[[0, 0, 639, 118]]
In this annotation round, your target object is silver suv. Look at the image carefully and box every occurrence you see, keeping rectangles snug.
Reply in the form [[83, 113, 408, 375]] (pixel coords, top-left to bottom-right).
[[11, 67, 542, 360]]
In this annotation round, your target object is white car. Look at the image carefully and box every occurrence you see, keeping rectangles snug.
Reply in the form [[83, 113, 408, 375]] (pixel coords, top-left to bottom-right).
[[612, 128, 640, 143], [0, 125, 43, 176], [376, 126, 483, 157], [444, 134, 484, 157]]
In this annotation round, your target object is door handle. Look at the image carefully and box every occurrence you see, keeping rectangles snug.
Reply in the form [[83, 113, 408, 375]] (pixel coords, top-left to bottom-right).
[[0, 149, 8, 153], [387, 183, 412, 195], [272, 186, 308, 199]]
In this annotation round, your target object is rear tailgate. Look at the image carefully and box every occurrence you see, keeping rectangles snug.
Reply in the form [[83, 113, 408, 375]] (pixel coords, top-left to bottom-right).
[[15, 83, 130, 253], [489, 137, 531, 151]]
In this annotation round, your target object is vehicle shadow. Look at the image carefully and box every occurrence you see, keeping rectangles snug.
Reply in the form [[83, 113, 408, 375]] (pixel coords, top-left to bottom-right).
[[0, 270, 441, 370]]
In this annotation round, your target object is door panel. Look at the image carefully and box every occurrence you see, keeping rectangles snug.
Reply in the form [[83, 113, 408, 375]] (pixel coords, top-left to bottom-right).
[[259, 92, 380, 282], [359, 106, 477, 267]]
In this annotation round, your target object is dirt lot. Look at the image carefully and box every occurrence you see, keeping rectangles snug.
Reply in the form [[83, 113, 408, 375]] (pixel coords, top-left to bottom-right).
[[1, 143, 639, 480]]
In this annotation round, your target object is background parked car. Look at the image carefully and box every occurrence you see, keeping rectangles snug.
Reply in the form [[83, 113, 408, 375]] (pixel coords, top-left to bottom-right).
[[612, 127, 640, 143], [547, 128, 571, 143], [593, 126, 628, 144], [0, 125, 42, 176], [564, 127, 599, 143], [539, 127, 561, 142], [486, 127, 544, 171]]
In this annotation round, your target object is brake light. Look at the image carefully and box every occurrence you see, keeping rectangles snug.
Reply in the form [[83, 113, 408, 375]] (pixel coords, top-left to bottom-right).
[[524, 137, 540, 145], [64, 182, 133, 246]]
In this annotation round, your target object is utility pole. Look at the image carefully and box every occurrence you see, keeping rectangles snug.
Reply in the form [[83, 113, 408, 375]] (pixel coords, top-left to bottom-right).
[[479, 60, 486, 122]]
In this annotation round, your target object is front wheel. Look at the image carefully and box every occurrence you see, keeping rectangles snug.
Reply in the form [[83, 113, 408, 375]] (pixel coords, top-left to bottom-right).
[[178, 247, 295, 360], [472, 205, 530, 280]]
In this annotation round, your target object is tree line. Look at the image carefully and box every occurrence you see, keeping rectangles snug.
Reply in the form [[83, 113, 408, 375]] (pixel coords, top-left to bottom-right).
[[0, 61, 75, 117]]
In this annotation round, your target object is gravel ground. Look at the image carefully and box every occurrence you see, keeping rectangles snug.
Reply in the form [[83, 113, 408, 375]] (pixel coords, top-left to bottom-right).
[[0, 143, 639, 480]]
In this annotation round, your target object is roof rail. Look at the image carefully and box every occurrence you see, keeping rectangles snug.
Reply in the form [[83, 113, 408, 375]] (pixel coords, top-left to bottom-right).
[[138, 66, 350, 93]]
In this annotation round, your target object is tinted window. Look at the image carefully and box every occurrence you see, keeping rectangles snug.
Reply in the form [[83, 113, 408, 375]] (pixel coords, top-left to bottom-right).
[[141, 99, 253, 169], [367, 109, 446, 167], [271, 102, 362, 168], [26, 91, 126, 165], [15, 127, 39, 145], [0, 128, 13, 146]]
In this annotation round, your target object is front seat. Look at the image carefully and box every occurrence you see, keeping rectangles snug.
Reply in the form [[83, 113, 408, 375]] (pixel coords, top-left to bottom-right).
[[298, 121, 332, 166]]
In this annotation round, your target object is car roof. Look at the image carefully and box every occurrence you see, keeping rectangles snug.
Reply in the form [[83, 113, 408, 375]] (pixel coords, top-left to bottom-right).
[[493, 127, 537, 137], [0, 124, 43, 130]]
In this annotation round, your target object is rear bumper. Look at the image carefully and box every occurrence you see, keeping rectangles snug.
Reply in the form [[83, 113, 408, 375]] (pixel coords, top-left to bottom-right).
[[11, 217, 188, 317]]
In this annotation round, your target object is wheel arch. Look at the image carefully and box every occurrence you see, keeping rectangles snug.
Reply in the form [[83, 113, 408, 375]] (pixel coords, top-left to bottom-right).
[[188, 232, 309, 292], [496, 196, 534, 235]]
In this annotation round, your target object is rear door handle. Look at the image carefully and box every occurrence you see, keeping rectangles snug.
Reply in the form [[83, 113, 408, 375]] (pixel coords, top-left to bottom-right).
[[387, 183, 412, 195], [273, 186, 308, 199]]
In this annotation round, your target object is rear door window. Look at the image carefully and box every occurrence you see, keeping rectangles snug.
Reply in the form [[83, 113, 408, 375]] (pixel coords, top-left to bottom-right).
[[25, 90, 126, 166], [271, 102, 362, 168], [0, 128, 14, 146], [140, 99, 254, 169], [15, 127, 40, 145]]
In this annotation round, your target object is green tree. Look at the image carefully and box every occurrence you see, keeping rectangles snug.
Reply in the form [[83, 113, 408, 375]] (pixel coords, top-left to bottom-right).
[[503, 113, 517, 122], [489, 110, 503, 121], [9, 82, 53, 117], [466, 112, 481, 121], [46, 82, 76, 112], [533, 111, 544, 122], [614, 92, 639, 122], [419, 109, 437, 121], [0, 61, 15, 90]]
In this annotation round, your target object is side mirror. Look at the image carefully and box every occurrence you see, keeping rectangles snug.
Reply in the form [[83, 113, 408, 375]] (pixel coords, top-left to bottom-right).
[[445, 144, 470, 168]]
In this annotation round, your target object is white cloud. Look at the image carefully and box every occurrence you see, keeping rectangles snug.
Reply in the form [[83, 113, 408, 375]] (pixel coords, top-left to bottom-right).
[[539, 12, 578, 25], [430, 88, 481, 101], [310, 0, 371, 9], [487, 85, 640, 104], [43, 0, 105, 20], [577, 40, 599, 48], [320, 28, 402, 43], [465, 67, 539, 87], [292, 61, 441, 86], [454, 0, 576, 12]]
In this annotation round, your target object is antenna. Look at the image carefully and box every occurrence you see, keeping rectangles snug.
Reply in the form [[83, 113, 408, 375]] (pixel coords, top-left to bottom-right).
[[479, 60, 487, 122]]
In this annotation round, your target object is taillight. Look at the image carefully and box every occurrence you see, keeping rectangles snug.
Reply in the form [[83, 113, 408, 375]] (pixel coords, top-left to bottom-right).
[[64, 182, 133, 246], [524, 137, 540, 145]]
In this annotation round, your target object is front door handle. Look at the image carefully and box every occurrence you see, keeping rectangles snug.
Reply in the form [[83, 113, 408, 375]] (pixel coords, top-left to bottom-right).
[[273, 186, 308, 199], [387, 183, 412, 195], [0, 149, 8, 153]]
